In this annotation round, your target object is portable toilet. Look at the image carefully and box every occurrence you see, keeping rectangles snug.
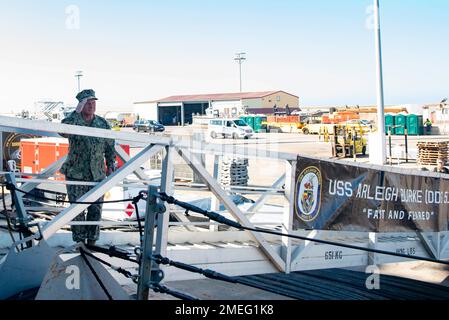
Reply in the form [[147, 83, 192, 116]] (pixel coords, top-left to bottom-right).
[[385, 114, 395, 135], [240, 115, 248, 127], [406, 114, 424, 136], [394, 114, 407, 135], [253, 116, 267, 133], [247, 116, 255, 130]]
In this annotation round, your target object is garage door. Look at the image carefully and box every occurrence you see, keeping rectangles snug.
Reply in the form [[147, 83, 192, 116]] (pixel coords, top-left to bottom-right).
[[183, 103, 208, 125], [158, 106, 181, 126]]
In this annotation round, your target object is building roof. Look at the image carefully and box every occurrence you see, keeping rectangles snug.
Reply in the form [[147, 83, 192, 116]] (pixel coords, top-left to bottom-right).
[[134, 91, 299, 104]]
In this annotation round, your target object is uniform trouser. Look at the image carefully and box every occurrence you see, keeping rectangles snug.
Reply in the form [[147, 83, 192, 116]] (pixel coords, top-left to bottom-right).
[[66, 178, 104, 243]]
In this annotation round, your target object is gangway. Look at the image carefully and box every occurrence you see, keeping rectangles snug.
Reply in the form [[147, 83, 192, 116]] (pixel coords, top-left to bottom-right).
[[0, 115, 448, 300]]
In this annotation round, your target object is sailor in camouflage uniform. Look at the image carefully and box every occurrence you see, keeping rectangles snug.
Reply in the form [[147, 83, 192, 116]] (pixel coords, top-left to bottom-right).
[[61, 89, 116, 245]]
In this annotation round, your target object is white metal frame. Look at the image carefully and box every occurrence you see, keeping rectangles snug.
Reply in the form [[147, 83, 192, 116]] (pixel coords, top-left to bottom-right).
[[0, 115, 448, 277]]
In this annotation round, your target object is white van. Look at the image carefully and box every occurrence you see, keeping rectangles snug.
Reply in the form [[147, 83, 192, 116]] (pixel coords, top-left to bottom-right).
[[208, 118, 254, 139]]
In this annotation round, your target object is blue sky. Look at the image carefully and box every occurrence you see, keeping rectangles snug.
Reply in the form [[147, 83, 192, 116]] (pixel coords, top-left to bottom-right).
[[0, 0, 447, 112]]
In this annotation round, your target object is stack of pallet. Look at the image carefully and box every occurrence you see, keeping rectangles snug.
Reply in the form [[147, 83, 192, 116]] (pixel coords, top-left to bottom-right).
[[220, 157, 249, 186], [417, 141, 449, 165]]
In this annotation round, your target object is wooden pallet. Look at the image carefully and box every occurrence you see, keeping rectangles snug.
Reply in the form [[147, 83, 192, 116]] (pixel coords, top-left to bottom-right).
[[221, 176, 248, 179], [418, 157, 447, 165], [418, 154, 448, 158], [418, 161, 445, 164], [221, 176, 249, 180], [221, 169, 248, 173], [418, 161, 438, 165], [418, 148, 449, 152], [418, 158, 447, 162], [417, 144, 448, 147], [418, 154, 448, 157], [417, 149, 448, 151], [418, 148, 448, 151], [417, 140, 448, 166], [417, 141, 448, 145]]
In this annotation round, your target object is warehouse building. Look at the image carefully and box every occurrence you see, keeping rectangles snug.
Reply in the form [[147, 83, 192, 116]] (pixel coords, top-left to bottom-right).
[[133, 90, 299, 126]]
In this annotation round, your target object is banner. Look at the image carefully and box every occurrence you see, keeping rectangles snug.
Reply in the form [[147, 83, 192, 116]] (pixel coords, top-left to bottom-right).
[[293, 156, 449, 232]]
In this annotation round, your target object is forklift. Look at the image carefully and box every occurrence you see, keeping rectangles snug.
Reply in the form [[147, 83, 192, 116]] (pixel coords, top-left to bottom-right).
[[331, 124, 367, 158]]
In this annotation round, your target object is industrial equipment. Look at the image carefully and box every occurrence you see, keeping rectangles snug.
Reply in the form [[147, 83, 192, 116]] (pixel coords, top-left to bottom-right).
[[331, 125, 367, 158]]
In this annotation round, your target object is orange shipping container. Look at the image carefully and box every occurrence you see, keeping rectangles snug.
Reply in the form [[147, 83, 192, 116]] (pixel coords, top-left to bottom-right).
[[267, 115, 301, 123], [267, 116, 276, 123], [322, 112, 360, 124], [20, 138, 129, 179], [20, 138, 69, 179]]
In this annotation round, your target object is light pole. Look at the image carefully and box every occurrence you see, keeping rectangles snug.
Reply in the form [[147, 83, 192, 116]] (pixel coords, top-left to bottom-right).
[[234, 52, 246, 92], [374, 0, 386, 164], [75, 70, 83, 93]]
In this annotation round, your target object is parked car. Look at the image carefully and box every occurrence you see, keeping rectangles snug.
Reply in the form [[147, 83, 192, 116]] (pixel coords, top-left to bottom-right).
[[133, 120, 143, 131], [208, 118, 254, 139], [134, 120, 165, 133]]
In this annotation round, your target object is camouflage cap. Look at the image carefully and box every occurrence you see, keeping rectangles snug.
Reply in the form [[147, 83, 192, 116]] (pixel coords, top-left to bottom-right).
[[76, 89, 98, 102]]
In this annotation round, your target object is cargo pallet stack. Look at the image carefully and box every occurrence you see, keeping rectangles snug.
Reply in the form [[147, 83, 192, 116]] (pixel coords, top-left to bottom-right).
[[417, 141, 449, 165], [220, 157, 249, 186]]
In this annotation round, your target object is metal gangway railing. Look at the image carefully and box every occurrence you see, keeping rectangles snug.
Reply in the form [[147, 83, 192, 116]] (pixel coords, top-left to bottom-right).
[[0, 115, 448, 300]]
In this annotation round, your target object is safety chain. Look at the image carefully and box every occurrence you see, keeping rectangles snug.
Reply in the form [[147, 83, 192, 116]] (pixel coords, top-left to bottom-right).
[[80, 248, 140, 284], [3, 182, 146, 206], [150, 283, 199, 301], [85, 244, 140, 264], [153, 254, 237, 284], [2, 180, 148, 254], [132, 191, 147, 241]]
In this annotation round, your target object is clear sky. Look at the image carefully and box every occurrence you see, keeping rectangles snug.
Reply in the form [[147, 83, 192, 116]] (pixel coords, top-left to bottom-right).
[[0, 0, 447, 113]]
